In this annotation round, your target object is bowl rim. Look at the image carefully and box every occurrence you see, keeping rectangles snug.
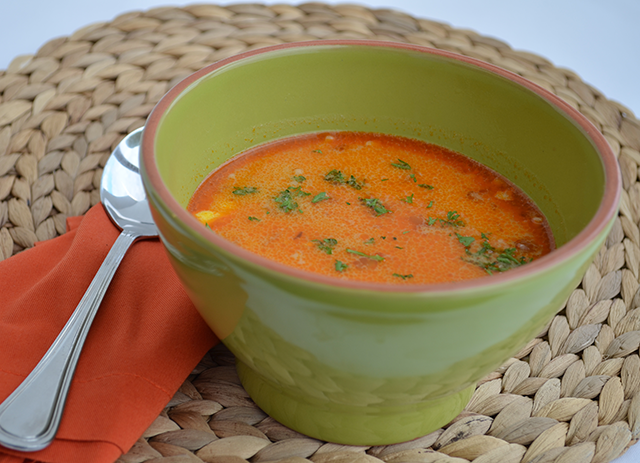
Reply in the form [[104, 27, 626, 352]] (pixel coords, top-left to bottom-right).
[[141, 39, 621, 293]]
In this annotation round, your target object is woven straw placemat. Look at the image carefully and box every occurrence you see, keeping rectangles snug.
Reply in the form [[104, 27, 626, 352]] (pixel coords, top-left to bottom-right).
[[2, 3, 640, 463]]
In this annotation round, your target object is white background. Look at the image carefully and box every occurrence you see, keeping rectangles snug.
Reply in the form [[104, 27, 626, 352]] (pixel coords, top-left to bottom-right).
[[2, 1, 639, 461]]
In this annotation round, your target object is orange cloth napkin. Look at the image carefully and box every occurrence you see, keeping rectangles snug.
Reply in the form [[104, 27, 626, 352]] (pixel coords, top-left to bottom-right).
[[0, 204, 218, 463]]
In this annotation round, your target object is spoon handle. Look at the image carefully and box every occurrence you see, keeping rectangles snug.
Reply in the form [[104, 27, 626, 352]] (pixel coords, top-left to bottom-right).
[[0, 230, 138, 452]]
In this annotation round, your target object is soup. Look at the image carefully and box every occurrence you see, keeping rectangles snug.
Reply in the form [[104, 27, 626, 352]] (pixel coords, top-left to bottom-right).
[[188, 132, 554, 284]]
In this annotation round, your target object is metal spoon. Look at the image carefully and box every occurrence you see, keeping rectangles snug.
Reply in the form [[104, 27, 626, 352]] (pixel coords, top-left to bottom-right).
[[0, 127, 157, 451]]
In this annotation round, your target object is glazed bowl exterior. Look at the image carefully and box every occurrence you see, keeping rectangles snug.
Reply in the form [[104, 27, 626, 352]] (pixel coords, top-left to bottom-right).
[[140, 41, 620, 445]]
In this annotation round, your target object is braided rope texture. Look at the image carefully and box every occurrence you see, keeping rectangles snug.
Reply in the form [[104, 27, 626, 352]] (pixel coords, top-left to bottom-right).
[[1, 3, 639, 463]]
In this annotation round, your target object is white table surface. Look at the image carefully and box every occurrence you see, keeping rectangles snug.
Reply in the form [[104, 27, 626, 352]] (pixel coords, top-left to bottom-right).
[[2, 1, 639, 461]]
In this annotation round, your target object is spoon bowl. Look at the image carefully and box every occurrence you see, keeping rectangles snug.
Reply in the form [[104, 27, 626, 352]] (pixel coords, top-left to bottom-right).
[[101, 128, 156, 236], [0, 128, 157, 451]]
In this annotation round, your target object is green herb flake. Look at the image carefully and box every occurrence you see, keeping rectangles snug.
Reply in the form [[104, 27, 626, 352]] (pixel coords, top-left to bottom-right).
[[312, 192, 330, 203], [335, 260, 348, 272], [274, 197, 297, 213], [456, 233, 475, 247], [396, 246, 403, 249], [293, 175, 306, 183], [248, 216, 261, 222], [361, 198, 391, 216], [312, 149, 323, 154], [346, 249, 384, 261], [313, 238, 338, 254], [441, 211, 465, 227], [418, 184, 434, 190], [497, 248, 525, 265], [391, 159, 411, 170], [274, 186, 309, 213], [410, 173, 417, 183], [402, 231, 410, 234], [427, 201, 434, 209], [346, 175, 364, 190], [324, 169, 345, 184], [233, 186, 259, 196], [292, 186, 310, 197], [324, 169, 364, 190], [205, 223, 212, 230], [478, 239, 495, 255], [401, 193, 414, 204], [346, 202, 351, 205], [427, 217, 437, 226], [381, 236, 387, 240], [364, 237, 375, 245], [381, 178, 389, 182], [393, 273, 414, 280], [462, 235, 531, 275]]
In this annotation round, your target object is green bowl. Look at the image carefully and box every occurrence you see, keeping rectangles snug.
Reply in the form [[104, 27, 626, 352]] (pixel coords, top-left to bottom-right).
[[140, 41, 621, 445]]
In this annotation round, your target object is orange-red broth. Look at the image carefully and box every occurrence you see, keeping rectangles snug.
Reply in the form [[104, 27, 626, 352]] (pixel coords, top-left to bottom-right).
[[188, 132, 554, 284]]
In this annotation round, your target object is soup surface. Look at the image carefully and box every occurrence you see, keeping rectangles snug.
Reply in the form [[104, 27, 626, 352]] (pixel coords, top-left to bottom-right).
[[188, 132, 554, 284]]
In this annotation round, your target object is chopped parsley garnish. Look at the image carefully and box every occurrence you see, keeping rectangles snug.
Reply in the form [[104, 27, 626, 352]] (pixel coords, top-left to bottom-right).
[[205, 223, 212, 230], [456, 233, 475, 247], [427, 212, 464, 227], [335, 260, 348, 272], [346, 249, 384, 261], [494, 248, 530, 267], [312, 192, 330, 203], [391, 159, 411, 170], [381, 178, 389, 182], [324, 169, 345, 184], [477, 236, 496, 254], [346, 175, 364, 190], [312, 149, 323, 154], [290, 186, 310, 197], [462, 235, 531, 274], [484, 249, 530, 274], [274, 186, 310, 213], [393, 273, 414, 280], [233, 186, 259, 195], [324, 170, 364, 189], [364, 237, 375, 245], [313, 238, 338, 254], [248, 216, 261, 222], [418, 184, 434, 189], [401, 194, 414, 204], [427, 201, 434, 208], [361, 198, 390, 216], [402, 231, 410, 234], [442, 211, 464, 227], [396, 246, 403, 249], [293, 175, 306, 183], [478, 240, 494, 255]]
